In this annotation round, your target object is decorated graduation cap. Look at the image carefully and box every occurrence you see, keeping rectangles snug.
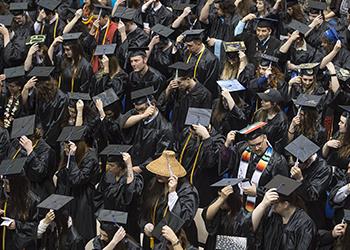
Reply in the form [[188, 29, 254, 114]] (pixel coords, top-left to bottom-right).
[[223, 41, 246, 53], [128, 47, 149, 58], [57, 126, 87, 142], [62, 32, 82, 44], [335, 66, 350, 82], [0, 15, 14, 27], [11, 115, 35, 139], [25, 35, 46, 46], [99, 144, 133, 163], [37, 0, 62, 12], [288, 19, 311, 35], [257, 89, 283, 103], [285, 134, 320, 163], [216, 235, 247, 250], [146, 150, 187, 178], [28, 66, 55, 81], [4, 66, 25, 85], [217, 79, 245, 92], [169, 62, 194, 78], [323, 26, 340, 43], [293, 94, 322, 110], [298, 62, 319, 76], [308, 0, 327, 14], [264, 174, 302, 197], [9, 2, 28, 16], [211, 178, 246, 187], [113, 7, 138, 22], [183, 29, 205, 42], [151, 24, 174, 39], [37, 194, 73, 211], [94, 44, 117, 56], [92, 88, 119, 108], [152, 211, 185, 240], [0, 158, 26, 177], [130, 86, 155, 105], [237, 121, 267, 141], [184, 107, 212, 127], [258, 52, 279, 67]]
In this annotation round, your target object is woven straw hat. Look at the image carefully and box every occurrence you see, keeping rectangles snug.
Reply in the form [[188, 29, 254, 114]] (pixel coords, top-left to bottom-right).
[[146, 150, 187, 178]]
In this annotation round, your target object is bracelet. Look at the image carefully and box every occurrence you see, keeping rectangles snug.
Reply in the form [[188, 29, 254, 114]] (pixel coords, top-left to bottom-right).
[[172, 240, 180, 247], [288, 130, 295, 134], [330, 74, 337, 77], [36, 20, 42, 23]]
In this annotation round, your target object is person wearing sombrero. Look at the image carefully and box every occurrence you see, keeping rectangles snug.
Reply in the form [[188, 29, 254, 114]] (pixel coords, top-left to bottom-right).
[[140, 150, 199, 250]]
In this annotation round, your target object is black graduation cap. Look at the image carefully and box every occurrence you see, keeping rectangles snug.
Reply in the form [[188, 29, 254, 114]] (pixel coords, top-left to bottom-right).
[[37, 0, 62, 12], [99, 144, 133, 157], [11, 115, 35, 139], [4, 66, 25, 82], [256, 17, 278, 29], [184, 107, 212, 127], [96, 209, 128, 226], [37, 194, 73, 211], [264, 174, 302, 197], [130, 86, 155, 104], [217, 80, 245, 92], [151, 24, 174, 38], [94, 4, 112, 18], [285, 134, 320, 163], [28, 66, 55, 80], [128, 47, 149, 57], [258, 52, 279, 65], [94, 44, 117, 56], [57, 126, 86, 142], [68, 92, 91, 101], [286, 0, 299, 7], [92, 88, 119, 108], [0, 158, 26, 177], [343, 209, 350, 222], [257, 89, 283, 103], [339, 105, 350, 114], [211, 178, 245, 187], [309, 0, 327, 11], [168, 62, 194, 78], [25, 35, 46, 46], [216, 235, 247, 250], [183, 29, 205, 42], [223, 41, 246, 53], [152, 211, 185, 241], [288, 19, 311, 35], [0, 15, 14, 27], [62, 32, 82, 43], [172, 3, 197, 11], [9, 2, 28, 15], [113, 7, 137, 21], [293, 94, 322, 109]]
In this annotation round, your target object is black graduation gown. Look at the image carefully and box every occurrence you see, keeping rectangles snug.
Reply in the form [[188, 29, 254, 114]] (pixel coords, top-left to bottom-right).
[[38, 17, 66, 47], [0, 191, 40, 250], [140, 179, 199, 250], [201, 207, 253, 250], [305, 23, 329, 49], [90, 70, 128, 98], [158, 82, 212, 134], [202, 14, 240, 41], [182, 47, 220, 98], [55, 54, 95, 93], [95, 171, 144, 240], [148, 45, 174, 79], [56, 149, 100, 244], [1, 34, 27, 68], [119, 110, 175, 167], [219, 142, 289, 207], [143, 5, 173, 27], [296, 157, 332, 229], [13, 21, 33, 41], [256, 208, 317, 250], [0, 127, 9, 162], [176, 127, 225, 207], [280, 43, 323, 66]]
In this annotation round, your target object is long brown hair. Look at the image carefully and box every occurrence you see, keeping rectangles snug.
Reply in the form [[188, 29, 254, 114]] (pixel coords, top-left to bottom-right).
[[252, 104, 281, 122], [108, 56, 121, 77], [256, 66, 285, 89], [288, 4, 306, 23], [62, 43, 84, 80], [337, 113, 350, 159], [8, 176, 32, 220], [296, 109, 319, 141], [59, 140, 89, 171], [36, 78, 58, 102], [236, 0, 254, 17], [221, 53, 240, 80]]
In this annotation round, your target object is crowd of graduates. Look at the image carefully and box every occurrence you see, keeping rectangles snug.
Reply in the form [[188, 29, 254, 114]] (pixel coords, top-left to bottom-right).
[[2, 0, 350, 249]]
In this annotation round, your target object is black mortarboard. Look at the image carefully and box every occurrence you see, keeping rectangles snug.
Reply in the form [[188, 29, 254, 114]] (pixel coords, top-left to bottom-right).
[[183, 29, 205, 42], [94, 4, 112, 17], [293, 94, 322, 109], [339, 105, 350, 114], [217, 79, 245, 92], [257, 17, 278, 29], [168, 62, 194, 78], [286, 0, 299, 7], [343, 209, 350, 222], [25, 35, 46, 46], [11, 115, 35, 139], [96, 209, 128, 226], [288, 19, 310, 35], [37, 194, 73, 210], [237, 122, 267, 141], [216, 235, 247, 250], [130, 86, 155, 104], [57, 126, 86, 142], [99, 144, 133, 156], [0, 15, 14, 27], [211, 178, 245, 187], [37, 0, 61, 12], [128, 47, 149, 57], [309, 0, 327, 11], [264, 174, 302, 197], [9, 2, 28, 15], [184, 108, 212, 127], [257, 89, 283, 103], [172, 2, 196, 12], [28, 66, 55, 80], [4, 66, 25, 82], [68, 92, 91, 101], [92, 88, 119, 108], [151, 24, 174, 38], [285, 135, 320, 162], [62, 32, 82, 43], [298, 62, 319, 76], [94, 44, 117, 56], [0, 158, 26, 176], [113, 7, 137, 22], [223, 41, 246, 53], [152, 211, 185, 240]]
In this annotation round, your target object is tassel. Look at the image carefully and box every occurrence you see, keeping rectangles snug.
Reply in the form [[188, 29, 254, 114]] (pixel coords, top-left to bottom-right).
[[150, 237, 154, 249]]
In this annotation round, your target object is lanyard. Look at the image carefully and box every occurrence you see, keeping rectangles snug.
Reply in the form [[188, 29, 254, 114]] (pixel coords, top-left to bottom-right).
[[186, 45, 205, 78], [150, 196, 168, 249], [41, 13, 59, 40]]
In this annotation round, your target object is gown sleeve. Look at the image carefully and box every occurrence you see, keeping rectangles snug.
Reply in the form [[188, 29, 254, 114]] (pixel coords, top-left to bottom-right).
[[67, 154, 99, 187]]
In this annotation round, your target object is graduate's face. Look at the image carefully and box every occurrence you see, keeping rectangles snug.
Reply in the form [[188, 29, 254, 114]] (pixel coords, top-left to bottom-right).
[[13, 15, 26, 25], [99, 229, 109, 242], [185, 41, 202, 54], [248, 135, 268, 156], [134, 103, 149, 114], [213, 3, 224, 17], [258, 65, 269, 76], [321, 38, 333, 52], [339, 115, 347, 134], [260, 100, 273, 110], [177, 77, 191, 91], [156, 175, 168, 183], [99, 16, 108, 26], [68, 106, 77, 118], [7, 82, 22, 96], [272, 201, 288, 214], [256, 27, 271, 41], [63, 46, 73, 58], [130, 55, 147, 72], [106, 162, 122, 176], [301, 75, 314, 89], [256, 0, 265, 12]]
